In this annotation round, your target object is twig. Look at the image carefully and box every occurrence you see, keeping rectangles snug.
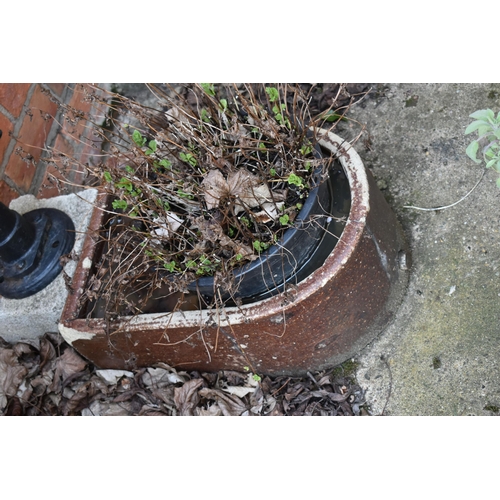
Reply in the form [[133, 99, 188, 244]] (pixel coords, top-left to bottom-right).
[[403, 169, 486, 211], [380, 355, 392, 416], [307, 371, 322, 390]]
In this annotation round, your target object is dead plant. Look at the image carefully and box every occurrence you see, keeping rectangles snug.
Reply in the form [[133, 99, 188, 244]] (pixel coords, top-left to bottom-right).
[[45, 83, 366, 319]]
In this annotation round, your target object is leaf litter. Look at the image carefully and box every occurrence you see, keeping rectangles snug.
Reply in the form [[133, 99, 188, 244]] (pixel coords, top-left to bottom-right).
[[0, 333, 369, 416]]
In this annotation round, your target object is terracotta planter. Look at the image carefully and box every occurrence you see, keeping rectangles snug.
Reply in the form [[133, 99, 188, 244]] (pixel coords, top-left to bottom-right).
[[59, 130, 410, 376]]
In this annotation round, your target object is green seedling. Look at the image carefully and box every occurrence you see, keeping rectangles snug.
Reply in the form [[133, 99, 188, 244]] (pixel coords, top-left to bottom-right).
[[200, 83, 216, 97], [240, 216, 251, 227], [319, 110, 346, 122], [266, 87, 290, 127], [177, 190, 194, 199], [112, 199, 128, 211], [116, 177, 133, 191], [179, 152, 197, 167], [201, 108, 211, 123], [300, 142, 313, 156], [253, 240, 270, 253], [279, 214, 289, 226], [287, 172, 305, 188], [145, 140, 157, 156], [265, 87, 279, 102], [132, 129, 147, 147], [163, 261, 178, 272], [116, 177, 141, 197], [465, 109, 500, 188], [153, 158, 172, 171]]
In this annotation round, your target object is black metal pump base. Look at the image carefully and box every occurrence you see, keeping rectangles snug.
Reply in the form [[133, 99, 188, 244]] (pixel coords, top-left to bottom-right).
[[0, 202, 75, 299]]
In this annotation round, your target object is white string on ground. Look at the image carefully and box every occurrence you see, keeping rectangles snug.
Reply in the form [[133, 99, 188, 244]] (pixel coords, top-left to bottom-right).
[[403, 169, 486, 211]]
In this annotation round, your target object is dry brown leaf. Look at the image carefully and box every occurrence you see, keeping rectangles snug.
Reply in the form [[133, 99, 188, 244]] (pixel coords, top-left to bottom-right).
[[317, 375, 331, 386], [12, 342, 35, 358], [310, 390, 350, 403], [201, 169, 283, 216], [112, 388, 142, 403], [221, 385, 256, 398], [49, 348, 87, 393], [174, 378, 204, 416], [194, 216, 256, 261], [138, 406, 168, 416], [60, 381, 96, 415], [195, 404, 223, 416], [0, 348, 28, 412], [4, 396, 23, 416], [82, 400, 142, 416], [151, 386, 176, 407], [95, 369, 134, 386], [39, 337, 57, 371], [198, 387, 248, 416], [141, 367, 186, 388], [201, 170, 228, 210]]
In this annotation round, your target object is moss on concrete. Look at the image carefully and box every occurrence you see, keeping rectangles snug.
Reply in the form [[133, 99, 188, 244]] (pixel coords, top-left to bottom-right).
[[349, 83, 500, 415]]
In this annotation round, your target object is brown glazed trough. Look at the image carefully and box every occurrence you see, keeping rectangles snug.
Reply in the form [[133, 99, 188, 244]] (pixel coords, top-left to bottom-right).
[[59, 130, 410, 376]]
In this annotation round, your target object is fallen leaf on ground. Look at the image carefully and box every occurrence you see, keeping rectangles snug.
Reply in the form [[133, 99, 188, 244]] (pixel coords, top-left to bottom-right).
[[0, 349, 28, 412], [0, 331, 368, 416], [198, 387, 249, 416], [96, 369, 135, 385], [142, 367, 186, 388], [49, 348, 87, 393], [174, 378, 204, 416], [220, 385, 256, 398]]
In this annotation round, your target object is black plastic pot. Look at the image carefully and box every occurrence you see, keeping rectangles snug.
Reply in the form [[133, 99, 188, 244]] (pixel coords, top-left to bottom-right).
[[188, 161, 332, 302]]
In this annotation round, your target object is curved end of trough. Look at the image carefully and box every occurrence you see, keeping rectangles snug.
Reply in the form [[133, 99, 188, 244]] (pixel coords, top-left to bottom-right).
[[59, 132, 411, 376]]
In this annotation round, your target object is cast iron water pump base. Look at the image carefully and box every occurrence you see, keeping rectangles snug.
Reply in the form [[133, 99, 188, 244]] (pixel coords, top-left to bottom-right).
[[0, 202, 75, 299]]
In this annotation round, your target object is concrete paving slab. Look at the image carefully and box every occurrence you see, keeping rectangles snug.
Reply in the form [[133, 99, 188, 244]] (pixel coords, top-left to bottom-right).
[[341, 83, 500, 415]]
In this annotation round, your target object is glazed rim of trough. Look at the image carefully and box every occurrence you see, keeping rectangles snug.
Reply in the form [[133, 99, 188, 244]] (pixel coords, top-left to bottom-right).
[[60, 130, 369, 339]]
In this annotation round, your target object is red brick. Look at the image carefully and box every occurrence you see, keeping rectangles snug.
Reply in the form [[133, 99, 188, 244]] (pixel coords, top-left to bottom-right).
[[46, 83, 66, 96], [0, 111, 14, 165], [4, 85, 58, 191], [38, 134, 78, 198], [50, 133, 77, 179], [0, 84, 31, 117], [61, 84, 94, 140], [0, 180, 19, 205], [53, 133, 76, 157], [4, 152, 37, 191], [38, 163, 67, 199]]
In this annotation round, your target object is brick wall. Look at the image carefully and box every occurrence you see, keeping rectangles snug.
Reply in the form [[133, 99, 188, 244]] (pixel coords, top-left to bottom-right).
[[0, 83, 103, 205]]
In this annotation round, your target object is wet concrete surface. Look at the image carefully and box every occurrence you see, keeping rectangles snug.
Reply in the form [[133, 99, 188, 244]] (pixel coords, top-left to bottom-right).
[[338, 83, 500, 415]]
